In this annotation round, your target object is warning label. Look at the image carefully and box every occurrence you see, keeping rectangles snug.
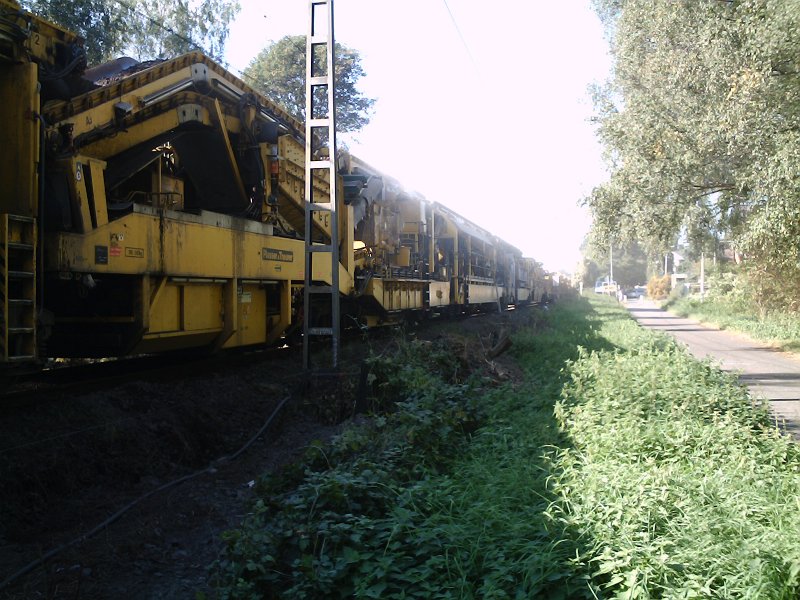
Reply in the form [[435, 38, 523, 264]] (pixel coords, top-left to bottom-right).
[[261, 248, 294, 262]]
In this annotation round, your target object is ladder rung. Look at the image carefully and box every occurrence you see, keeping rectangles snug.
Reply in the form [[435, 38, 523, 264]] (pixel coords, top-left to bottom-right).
[[9, 298, 34, 306], [308, 285, 333, 294], [8, 242, 34, 251], [307, 202, 333, 212], [8, 327, 34, 334], [308, 75, 329, 86], [7, 355, 35, 362], [8, 270, 34, 279], [308, 160, 332, 169], [308, 245, 332, 253], [307, 118, 330, 128], [307, 327, 333, 336], [309, 33, 330, 45], [7, 215, 34, 223]]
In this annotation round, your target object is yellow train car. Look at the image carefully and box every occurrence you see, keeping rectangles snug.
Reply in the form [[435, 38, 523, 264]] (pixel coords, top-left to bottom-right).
[[0, 1, 546, 365]]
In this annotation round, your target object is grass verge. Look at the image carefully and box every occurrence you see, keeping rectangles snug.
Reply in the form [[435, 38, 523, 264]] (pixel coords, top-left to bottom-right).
[[666, 295, 800, 353], [212, 296, 800, 599]]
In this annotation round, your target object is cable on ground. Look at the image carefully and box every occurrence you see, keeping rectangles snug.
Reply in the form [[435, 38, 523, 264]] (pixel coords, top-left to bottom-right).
[[0, 392, 293, 591]]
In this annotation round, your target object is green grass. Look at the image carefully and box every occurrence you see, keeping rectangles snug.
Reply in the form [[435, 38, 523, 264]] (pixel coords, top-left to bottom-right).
[[554, 297, 800, 599], [212, 296, 800, 599], [667, 296, 800, 352]]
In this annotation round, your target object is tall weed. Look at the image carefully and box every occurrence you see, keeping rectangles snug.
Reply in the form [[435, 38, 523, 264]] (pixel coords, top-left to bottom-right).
[[212, 296, 800, 599], [552, 299, 800, 599]]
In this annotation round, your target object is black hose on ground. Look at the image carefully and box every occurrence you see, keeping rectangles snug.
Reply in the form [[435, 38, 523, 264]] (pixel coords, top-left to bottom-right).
[[0, 392, 293, 592]]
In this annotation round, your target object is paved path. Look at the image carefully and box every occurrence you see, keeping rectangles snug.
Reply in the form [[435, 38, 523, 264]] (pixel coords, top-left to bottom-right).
[[625, 299, 800, 439]]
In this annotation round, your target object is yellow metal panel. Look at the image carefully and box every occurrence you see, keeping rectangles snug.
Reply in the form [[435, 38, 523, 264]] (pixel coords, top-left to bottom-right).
[[213, 98, 248, 205], [49, 210, 306, 281], [267, 280, 293, 345], [44, 54, 302, 143], [149, 284, 181, 332], [467, 283, 502, 305], [365, 278, 427, 313], [79, 102, 212, 160], [182, 284, 223, 331], [87, 158, 108, 226], [212, 278, 237, 350], [46, 64, 202, 139], [8, 4, 81, 65], [0, 62, 39, 217], [311, 259, 353, 295], [395, 247, 411, 267], [277, 135, 333, 238], [223, 284, 266, 348], [73, 161, 93, 233], [161, 219, 234, 275], [429, 281, 450, 307], [137, 330, 220, 354]]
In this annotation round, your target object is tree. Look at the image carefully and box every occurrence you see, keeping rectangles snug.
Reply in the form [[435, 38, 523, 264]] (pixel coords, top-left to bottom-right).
[[124, 0, 240, 61], [22, 0, 240, 64], [582, 235, 648, 289], [243, 35, 375, 133], [587, 0, 800, 310]]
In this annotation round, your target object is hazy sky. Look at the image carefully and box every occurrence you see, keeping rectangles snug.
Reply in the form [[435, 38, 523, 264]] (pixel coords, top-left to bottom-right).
[[225, 1, 612, 273]]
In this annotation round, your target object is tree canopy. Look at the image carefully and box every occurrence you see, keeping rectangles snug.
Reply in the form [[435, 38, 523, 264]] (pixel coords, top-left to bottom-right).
[[23, 0, 240, 64], [243, 35, 375, 133], [586, 0, 800, 309]]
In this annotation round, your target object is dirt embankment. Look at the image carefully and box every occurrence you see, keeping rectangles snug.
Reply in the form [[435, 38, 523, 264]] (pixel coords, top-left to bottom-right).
[[0, 306, 541, 599]]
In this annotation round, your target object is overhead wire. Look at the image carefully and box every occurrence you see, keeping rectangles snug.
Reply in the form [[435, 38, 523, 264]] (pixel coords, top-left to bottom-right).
[[105, 0, 268, 88], [106, 0, 220, 63], [441, 0, 479, 75]]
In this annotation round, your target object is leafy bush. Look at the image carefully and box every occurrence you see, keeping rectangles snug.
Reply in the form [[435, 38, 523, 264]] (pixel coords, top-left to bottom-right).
[[211, 338, 485, 599], [550, 298, 800, 599], [212, 297, 800, 599], [669, 294, 800, 352], [646, 274, 671, 300]]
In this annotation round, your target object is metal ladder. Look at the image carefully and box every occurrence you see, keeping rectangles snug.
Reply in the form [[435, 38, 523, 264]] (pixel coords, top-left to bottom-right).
[[0, 213, 36, 362], [303, 0, 340, 370]]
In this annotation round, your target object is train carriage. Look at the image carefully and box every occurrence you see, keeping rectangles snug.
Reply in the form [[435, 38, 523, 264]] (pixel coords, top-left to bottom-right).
[[0, 0, 551, 366]]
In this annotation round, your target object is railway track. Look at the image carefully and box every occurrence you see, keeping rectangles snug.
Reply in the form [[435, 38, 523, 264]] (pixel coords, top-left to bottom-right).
[[0, 345, 298, 405], [0, 305, 516, 405]]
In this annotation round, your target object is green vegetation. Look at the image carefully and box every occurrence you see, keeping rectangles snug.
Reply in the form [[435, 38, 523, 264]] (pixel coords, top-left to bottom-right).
[[213, 296, 800, 598], [668, 294, 800, 353], [647, 274, 671, 301], [243, 35, 376, 133], [23, 0, 240, 63], [556, 300, 800, 598], [585, 0, 800, 311], [211, 337, 488, 598]]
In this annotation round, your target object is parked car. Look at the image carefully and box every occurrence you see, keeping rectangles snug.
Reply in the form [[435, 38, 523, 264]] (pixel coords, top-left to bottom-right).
[[594, 278, 617, 294], [623, 285, 647, 299]]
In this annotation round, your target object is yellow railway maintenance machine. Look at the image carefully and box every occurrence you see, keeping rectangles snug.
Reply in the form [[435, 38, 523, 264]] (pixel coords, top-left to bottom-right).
[[0, 0, 536, 368], [0, 0, 356, 364]]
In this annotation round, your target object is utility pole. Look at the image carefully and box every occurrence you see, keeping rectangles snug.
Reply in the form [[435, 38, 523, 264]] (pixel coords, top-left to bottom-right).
[[700, 251, 705, 302], [609, 244, 613, 284]]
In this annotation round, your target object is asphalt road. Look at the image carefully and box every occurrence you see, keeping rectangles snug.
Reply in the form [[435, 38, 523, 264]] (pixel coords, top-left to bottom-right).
[[625, 298, 800, 439]]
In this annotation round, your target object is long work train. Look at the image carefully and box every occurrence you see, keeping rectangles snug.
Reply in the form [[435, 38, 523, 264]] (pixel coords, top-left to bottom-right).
[[0, 1, 555, 365]]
